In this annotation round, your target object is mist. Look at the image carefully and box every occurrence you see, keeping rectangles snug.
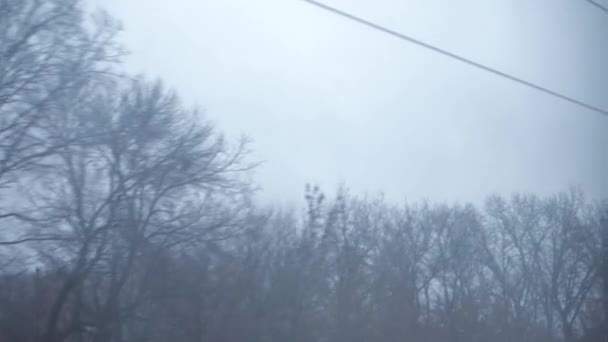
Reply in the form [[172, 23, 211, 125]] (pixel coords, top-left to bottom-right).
[[0, 1, 606, 342], [99, 0, 607, 203]]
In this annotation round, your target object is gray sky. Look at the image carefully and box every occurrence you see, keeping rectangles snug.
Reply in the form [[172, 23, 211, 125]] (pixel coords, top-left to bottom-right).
[[98, 0, 607, 205]]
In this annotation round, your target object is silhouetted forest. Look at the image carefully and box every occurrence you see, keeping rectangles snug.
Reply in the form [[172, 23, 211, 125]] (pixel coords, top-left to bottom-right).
[[0, 1, 606, 342]]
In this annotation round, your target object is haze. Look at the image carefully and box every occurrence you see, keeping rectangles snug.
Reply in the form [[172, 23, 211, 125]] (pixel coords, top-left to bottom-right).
[[1, 1, 608, 341], [99, 0, 608, 204]]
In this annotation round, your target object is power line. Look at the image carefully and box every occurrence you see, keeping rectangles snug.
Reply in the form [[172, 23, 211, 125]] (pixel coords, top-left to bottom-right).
[[587, 0, 608, 14], [301, 0, 608, 116]]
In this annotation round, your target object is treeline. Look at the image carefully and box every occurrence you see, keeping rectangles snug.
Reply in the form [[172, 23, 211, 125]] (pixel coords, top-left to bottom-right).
[[0, 1, 607, 342]]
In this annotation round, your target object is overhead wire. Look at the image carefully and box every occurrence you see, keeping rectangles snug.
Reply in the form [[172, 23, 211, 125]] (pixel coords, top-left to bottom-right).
[[300, 0, 608, 116], [586, 0, 608, 14]]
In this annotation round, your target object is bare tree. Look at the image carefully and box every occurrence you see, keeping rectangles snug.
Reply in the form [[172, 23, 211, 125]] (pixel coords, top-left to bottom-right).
[[538, 191, 599, 342], [4, 79, 253, 342], [0, 0, 121, 245]]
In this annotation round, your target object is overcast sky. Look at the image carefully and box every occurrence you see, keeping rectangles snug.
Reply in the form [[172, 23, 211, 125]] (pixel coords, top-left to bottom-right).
[[97, 0, 607, 205]]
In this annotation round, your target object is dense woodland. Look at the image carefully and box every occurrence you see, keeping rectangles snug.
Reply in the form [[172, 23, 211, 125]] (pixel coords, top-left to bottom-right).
[[0, 1, 607, 342]]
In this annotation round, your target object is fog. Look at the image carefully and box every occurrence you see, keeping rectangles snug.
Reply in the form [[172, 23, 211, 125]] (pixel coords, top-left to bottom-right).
[[1, 1, 607, 342], [100, 0, 608, 203]]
